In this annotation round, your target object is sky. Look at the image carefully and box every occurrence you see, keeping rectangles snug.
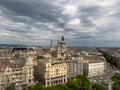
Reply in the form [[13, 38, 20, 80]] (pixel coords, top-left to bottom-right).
[[0, 0, 120, 47]]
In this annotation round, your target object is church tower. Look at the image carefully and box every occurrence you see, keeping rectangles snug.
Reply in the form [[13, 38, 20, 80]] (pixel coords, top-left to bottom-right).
[[62, 36, 64, 41], [60, 36, 67, 52], [57, 40, 61, 58], [49, 41, 54, 52], [57, 36, 67, 59]]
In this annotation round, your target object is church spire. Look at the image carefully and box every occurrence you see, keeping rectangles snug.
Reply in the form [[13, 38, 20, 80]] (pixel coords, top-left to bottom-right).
[[61, 36, 64, 41], [50, 41, 54, 52], [50, 41, 53, 48], [50, 41, 53, 46]]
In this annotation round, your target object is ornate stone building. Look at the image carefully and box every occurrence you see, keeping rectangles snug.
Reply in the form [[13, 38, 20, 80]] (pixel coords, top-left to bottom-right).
[[38, 59, 67, 87], [0, 57, 34, 90], [49, 41, 54, 52], [57, 36, 67, 59]]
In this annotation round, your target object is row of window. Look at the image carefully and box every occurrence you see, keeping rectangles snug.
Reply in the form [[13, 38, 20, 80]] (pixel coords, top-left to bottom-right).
[[46, 79, 66, 86]]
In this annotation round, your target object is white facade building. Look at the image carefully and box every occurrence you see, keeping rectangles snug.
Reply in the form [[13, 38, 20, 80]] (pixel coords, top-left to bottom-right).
[[83, 59, 106, 78]]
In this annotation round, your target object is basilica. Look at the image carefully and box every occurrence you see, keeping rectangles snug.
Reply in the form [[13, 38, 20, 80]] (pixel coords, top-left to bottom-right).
[[49, 36, 68, 59]]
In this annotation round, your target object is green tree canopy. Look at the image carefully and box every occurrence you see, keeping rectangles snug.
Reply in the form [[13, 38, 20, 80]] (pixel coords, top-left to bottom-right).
[[37, 55, 45, 59], [92, 84, 106, 90], [5, 83, 15, 90], [111, 74, 120, 90], [67, 75, 91, 90]]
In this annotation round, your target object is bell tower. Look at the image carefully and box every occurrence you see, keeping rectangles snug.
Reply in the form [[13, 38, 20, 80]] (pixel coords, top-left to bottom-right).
[[62, 36, 64, 41], [49, 41, 54, 52], [56, 36, 67, 59]]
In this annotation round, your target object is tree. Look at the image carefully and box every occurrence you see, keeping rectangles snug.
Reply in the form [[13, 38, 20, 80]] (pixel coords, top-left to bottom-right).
[[28, 83, 43, 90], [112, 74, 120, 82], [97, 48, 117, 66], [76, 75, 90, 84], [112, 83, 120, 90], [37, 55, 45, 59], [5, 83, 15, 90], [111, 74, 120, 90], [45, 86, 58, 90], [76, 75, 91, 90], [92, 84, 106, 90], [67, 80, 79, 90], [28, 75, 95, 90], [55, 84, 71, 90], [66, 75, 91, 90], [33, 83, 43, 90]]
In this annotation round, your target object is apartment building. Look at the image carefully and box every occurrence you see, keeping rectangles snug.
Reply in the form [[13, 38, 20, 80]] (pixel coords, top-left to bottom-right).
[[65, 59, 83, 79], [38, 59, 67, 87], [0, 57, 34, 90], [83, 56, 106, 78]]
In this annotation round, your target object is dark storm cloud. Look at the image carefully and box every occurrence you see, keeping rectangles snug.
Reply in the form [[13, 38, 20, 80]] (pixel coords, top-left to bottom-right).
[[78, 5, 102, 27], [0, 0, 64, 24]]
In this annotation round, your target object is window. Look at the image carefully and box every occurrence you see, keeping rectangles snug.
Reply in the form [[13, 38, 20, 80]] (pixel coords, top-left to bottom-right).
[[47, 82, 49, 86], [64, 67, 66, 69], [13, 78, 14, 81], [29, 80, 31, 82], [64, 79, 66, 82], [16, 83, 18, 85]]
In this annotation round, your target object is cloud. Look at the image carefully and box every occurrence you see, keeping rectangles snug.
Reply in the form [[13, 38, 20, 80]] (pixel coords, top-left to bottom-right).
[[62, 4, 78, 16], [68, 18, 80, 25], [0, 0, 120, 47]]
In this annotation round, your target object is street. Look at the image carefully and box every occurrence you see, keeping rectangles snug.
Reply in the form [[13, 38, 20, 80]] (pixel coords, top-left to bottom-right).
[[90, 62, 118, 84]]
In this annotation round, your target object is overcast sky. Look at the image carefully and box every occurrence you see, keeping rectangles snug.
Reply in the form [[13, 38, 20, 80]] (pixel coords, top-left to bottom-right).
[[0, 0, 120, 47]]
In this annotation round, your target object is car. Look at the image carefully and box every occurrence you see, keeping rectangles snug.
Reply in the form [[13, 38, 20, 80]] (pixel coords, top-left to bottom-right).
[[93, 80, 96, 83], [115, 71, 119, 74], [100, 77, 103, 80]]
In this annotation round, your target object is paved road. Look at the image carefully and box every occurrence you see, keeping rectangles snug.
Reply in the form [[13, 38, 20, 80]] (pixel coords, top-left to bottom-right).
[[90, 62, 118, 84]]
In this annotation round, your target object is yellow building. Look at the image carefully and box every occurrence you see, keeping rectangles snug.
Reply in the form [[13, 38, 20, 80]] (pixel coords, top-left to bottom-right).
[[38, 59, 67, 87]]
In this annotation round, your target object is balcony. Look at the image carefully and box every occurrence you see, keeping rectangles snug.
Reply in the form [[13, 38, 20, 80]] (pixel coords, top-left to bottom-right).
[[12, 71, 26, 74], [21, 82, 27, 85]]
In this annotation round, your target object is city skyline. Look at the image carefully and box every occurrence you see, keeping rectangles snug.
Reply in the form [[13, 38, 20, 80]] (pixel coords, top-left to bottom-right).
[[0, 0, 120, 47]]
